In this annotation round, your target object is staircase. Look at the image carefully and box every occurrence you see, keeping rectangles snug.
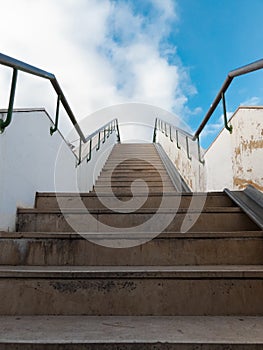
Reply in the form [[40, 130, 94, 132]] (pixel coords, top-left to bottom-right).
[[1, 143, 263, 349]]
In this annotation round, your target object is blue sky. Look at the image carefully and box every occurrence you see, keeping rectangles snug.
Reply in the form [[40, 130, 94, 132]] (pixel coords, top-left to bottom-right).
[[0, 0, 263, 147], [174, 0, 263, 145]]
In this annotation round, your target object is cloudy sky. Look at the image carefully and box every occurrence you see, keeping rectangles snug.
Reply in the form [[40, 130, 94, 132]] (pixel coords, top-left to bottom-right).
[[0, 0, 263, 147]]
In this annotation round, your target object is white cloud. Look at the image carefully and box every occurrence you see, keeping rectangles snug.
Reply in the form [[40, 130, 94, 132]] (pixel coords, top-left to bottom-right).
[[240, 96, 261, 106], [0, 0, 195, 135], [200, 112, 233, 141]]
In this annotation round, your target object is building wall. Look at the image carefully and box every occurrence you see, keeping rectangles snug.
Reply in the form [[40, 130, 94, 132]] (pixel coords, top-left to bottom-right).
[[0, 109, 115, 231], [158, 107, 263, 192]]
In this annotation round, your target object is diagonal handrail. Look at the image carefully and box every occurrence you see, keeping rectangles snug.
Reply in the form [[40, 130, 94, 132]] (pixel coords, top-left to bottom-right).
[[154, 58, 263, 163], [0, 52, 121, 166], [0, 52, 85, 141], [193, 58, 263, 140]]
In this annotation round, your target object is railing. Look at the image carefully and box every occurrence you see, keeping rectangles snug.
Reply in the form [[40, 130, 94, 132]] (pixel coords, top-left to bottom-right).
[[77, 118, 120, 165], [154, 58, 263, 162], [153, 118, 204, 163], [193, 58, 263, 140], [0, 52, 120, 165]]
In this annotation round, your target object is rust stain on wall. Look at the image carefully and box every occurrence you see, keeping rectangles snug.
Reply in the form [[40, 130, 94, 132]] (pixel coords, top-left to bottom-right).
[[233, 177, 263, 191], [234, 138, 263, 160], [235, 147, 241, 157], [241, 139, 263, 152]]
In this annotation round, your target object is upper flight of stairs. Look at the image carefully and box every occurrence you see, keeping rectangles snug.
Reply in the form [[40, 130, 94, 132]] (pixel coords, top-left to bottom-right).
[[1, 143, 263, 349]]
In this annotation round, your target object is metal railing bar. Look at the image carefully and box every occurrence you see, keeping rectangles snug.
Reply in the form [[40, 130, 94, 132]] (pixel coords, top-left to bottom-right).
[[84, 118, 118, 143], [49, 78, 86, 142], [0, 68, 18, 132], [221, 92, 233, 134], [50, 94, 61, 135], [0, 53, 54, 80], [193, 58, 263, 140]]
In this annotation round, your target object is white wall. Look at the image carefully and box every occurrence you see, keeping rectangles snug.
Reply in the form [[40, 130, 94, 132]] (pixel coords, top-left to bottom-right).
[[157, 107, 263, 192], [205, 107, 263, 192], [0, 109, 116, 231], [157, 129, 206, 192]]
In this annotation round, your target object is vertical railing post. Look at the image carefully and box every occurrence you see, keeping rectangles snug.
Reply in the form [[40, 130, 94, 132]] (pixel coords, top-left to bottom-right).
[[197, 136, 205, 164], [102, 128, 106, 143], [86, 138, 92, 162], [164, 123, 168, 137], [169, 125, 173, 142], [116, 119, 120, 143], [176, 130, 181, 149], [0, 68, 18, 133], [96, 131, 101, 151], [221, 92, 233, 134], [50, 94, 61, 135], [78, 138, 82, 165], [153, 118, 157, 143], [186, 136, 192, 160]]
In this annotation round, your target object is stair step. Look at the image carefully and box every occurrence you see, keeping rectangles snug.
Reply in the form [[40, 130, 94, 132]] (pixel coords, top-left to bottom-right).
[[0, 315, 263, 349], [16, 208, 259, 232], [94, 181, 174, 187], [97, 175, 173, 180], [93, 186, 176, 193], [1, 231, 263, 266], [1, 265, 263, 315], [35, 192, 236, 209]]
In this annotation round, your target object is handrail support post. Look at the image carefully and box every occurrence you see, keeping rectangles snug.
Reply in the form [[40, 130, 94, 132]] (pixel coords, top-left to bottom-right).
[[78, 138, 82, 165], [116, 120, 120, 143], [186, 136, 192, 160], [221, 92, 233, 134], [50, 94, 61, 135], [0, 68, 18, 133], [197, 136, 205, 164], [153, 118, 157, 143]]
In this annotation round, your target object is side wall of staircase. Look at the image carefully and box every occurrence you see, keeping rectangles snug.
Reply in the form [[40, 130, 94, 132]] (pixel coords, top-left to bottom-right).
[[157, 106, 263, 192], [0, 109, 116, 231]]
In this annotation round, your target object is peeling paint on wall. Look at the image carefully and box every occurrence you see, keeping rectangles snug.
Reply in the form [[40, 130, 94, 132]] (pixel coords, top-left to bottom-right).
[[233, 177, 263, 191], [158, 107, 263, 192]]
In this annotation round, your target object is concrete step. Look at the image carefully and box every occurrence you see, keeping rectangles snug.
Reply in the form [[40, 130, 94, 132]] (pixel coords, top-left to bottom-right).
[[103, 164, 166, 173], [35, 192, 236, 210], [100, 168, 167, 178], [1, 265, 263, 315], [16, 208, 259, 232], [94, 181, 174, 187], [17, 207, 259, 233], [93, 186, 175, 193], [1, 231, 263, 266], [97, 175, 172, 181], [17, 208, 259, 234], [105, 160, 164, 164], [0, 315, 263, 349]]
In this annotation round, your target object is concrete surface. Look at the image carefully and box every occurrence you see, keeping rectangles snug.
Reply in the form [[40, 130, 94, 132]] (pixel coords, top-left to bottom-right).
[[0, 316, 263, 345]]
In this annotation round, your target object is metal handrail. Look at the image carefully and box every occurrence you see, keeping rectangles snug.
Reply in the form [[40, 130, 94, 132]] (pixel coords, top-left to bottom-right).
[[154, 58, 263, 162], [0, 53, 120, 165], [0, 52, 121, 166], [153, 117, 204, 163], [193, 58, 263, 140], [78, 118, 120, 165], [0, 52, 84, 140]]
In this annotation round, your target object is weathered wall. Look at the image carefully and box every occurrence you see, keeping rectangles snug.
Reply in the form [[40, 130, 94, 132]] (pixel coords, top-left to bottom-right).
[[157, 107, 263, 192], [205, 107, 263, 192], [0, 109, 115, 231], [157, 131, 206, 192]]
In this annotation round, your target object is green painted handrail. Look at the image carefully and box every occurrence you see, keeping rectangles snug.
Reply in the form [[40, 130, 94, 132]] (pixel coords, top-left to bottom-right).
[[193, 58, 263, 140], [0, 52, 121, 166], [0, 68, 18, 133]]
